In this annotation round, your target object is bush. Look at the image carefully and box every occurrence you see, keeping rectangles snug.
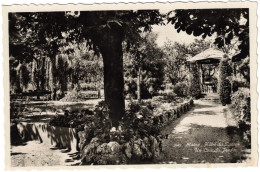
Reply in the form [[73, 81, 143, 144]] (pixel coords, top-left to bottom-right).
[[49, 100, 165, 165], [232, 77, 249, 92], [219, 57, 233, 105], [124, 77, 163, 100], [188, 63, 201, 99], [123, 101, 160, 139], [231, 88, 250, 147], [49, 109, 95, 130], [231, 88, 250, 125], [173, 81, 189, 97], [124, 78, 137, 99], [151, 96, 164, 104], [81, 82, 97, 91], [59, 89, 99, 102], [238, 56, 250, 83], [50, 100, 161, 143]]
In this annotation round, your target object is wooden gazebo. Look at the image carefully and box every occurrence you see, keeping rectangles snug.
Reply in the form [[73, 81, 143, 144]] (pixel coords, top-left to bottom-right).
[[187, 48, 224, 64], [187, 48, 225, 93]]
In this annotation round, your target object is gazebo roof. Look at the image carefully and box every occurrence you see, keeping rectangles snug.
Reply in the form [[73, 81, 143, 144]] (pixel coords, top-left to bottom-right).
[[187, 48, 225, 64]]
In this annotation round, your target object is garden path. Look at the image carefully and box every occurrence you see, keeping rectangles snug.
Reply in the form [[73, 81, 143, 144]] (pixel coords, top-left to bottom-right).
[[11, 140, 81, 167], [158, 94, 250, 164]]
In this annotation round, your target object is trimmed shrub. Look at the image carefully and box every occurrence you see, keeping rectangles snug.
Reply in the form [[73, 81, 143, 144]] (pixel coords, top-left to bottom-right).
[[188, 63, 201, 99], [173, 81, 189, 97], [219, 57, 232, 105]]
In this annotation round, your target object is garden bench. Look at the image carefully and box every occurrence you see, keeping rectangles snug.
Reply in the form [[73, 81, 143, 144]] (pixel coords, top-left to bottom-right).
[[10, 91, 52, 116]]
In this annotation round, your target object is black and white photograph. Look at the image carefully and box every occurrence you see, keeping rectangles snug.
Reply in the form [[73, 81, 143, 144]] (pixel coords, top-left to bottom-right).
[[2, 1, 258, 168]]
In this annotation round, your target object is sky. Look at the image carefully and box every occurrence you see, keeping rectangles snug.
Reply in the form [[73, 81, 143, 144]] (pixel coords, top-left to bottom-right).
[[152, 23, 216, 47]]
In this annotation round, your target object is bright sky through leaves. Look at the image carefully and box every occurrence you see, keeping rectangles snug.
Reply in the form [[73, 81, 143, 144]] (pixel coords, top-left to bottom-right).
[[152, 23, 216, 47]]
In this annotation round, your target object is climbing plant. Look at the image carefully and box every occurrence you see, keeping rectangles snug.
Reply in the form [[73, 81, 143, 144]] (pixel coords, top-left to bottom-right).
[[219, 56, 233, 105], [188, 63, 201, 99]]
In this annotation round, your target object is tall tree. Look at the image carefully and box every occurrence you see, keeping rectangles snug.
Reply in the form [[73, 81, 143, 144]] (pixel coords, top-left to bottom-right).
[[9, 12, 71, 99], [9, 11, 164, 126], [124, 32, 165, 101], [71, 11, 164, 126]]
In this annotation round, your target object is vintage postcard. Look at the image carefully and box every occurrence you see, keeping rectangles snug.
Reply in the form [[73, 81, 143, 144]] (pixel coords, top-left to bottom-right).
[[2, 1, 258, 170]]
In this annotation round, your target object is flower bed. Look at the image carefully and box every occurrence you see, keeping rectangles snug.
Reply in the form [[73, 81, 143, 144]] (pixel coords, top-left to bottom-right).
[[149, 97, 194, 127], [49, 97, 194, 165], [49, 109, 94, 130]]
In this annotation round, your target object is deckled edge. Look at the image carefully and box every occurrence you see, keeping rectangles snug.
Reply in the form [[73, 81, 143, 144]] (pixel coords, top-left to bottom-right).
[[2, 1, 258, 170]]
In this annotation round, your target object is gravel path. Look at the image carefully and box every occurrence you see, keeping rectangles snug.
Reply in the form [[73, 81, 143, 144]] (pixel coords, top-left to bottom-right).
[[11, 140, 80, 167], [158, 98, 250, 164], [10, 121, 80, 167]]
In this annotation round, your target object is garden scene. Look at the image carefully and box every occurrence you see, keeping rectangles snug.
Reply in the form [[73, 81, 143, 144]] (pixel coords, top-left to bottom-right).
[[9, 9, 251, 166]]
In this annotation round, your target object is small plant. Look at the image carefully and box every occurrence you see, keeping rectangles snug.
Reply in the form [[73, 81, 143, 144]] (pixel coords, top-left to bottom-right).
[[173, 81, 189, 97], [164, 92, 177, 103]]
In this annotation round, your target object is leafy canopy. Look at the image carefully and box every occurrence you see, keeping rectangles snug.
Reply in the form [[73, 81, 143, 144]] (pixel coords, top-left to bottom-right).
[[168, 9, 249, 61]]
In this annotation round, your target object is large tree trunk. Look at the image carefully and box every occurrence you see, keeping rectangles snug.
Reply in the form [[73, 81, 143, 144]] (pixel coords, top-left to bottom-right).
[[92, 29, 125, 127]]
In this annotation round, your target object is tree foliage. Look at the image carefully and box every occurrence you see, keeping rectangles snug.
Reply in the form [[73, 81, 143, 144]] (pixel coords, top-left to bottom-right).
[[9, 9, 250, 126], [168, 9, 249, 61], [123, 32, 165, 99], [162, 39, 211, 85], [9, 10, 165, 126]]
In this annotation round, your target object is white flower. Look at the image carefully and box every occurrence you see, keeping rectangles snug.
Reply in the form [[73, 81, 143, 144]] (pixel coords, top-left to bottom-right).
[[136, 114, 143, 119], [110, 127, 116, 132]]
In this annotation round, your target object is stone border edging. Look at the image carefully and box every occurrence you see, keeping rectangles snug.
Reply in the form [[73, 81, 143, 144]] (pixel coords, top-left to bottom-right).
[[154, 98, 194, 127]]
